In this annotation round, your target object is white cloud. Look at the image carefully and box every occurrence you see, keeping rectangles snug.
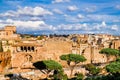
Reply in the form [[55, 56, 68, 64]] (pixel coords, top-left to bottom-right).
[[77, 14, 84, 19], [0, 19, 56, 31], [64, 13, 120, 24], [53, 9, 63, 14], [111, 25, 118, 31], [84, 6, 96, 13], [115, 5, 120, 10], [0, 6, 53, 17], [64, 14, 79, 22], [56, 21, 113, 32], [52, 0, 70, 3], [18, 6, 53, 16], [101, 21, 106, 27], [57, 23, 90, 31], [30, 17, 42, 21], [0, 10, 18, 17], [0, 18, 119, 35], [113, 19, 120, 23], [67, 5, 78, 11], [92, 22, 106, 31], [86, 14, 119, 22]]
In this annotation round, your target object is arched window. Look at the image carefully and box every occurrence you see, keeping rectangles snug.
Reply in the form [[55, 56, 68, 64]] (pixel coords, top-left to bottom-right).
[[24, 46, 27, 52], [28, 47, 31, 51], [21, 46, 23, 51], [25, 54, 33, 62], [31, 46, 34, 51]]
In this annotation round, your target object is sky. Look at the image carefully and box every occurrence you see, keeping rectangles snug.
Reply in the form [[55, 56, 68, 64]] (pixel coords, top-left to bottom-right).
[[0, 0, 120, 35]]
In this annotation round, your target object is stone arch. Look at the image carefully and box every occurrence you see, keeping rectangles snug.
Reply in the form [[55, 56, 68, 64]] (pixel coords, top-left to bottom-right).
[[25, 54, 33, 62], [20, 46, 23, 51], [24, 46, 27, 52], [28, 47, 31, 51], [31, 46, 34, 51]]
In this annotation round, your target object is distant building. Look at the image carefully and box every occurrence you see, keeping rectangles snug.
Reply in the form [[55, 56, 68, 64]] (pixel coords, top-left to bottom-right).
[[112, 39, 120, 49], [0, 25, 20, 39]]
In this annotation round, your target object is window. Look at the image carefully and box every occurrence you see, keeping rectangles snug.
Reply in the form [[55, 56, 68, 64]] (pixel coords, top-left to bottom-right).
[[24, 47, 27, 52], [31, 46, 34, 51], [28, 47, 31, 51], [21, 46, 23, 51]]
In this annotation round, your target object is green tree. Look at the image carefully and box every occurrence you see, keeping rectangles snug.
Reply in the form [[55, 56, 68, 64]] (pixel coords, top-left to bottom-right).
[[106, 61, 120, 75], [104, 58, 120, 79], [74, 73, 84, 80], [99, 48, 119, 63], [0, 41, 3, 52], [33, 60, 63, 79], [85, 60, 120, 80], [60, 53, 86, 77], [85, 64, 101, 76], [116, 57, 120, 62]]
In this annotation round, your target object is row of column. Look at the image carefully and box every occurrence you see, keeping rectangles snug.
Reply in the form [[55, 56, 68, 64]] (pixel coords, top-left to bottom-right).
[[19, 46, 35, 52]]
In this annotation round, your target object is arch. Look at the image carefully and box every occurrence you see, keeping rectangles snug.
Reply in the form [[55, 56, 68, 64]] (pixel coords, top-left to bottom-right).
[[31, 46, 34, 51], [28, 46, 31, 51], [24, 46, 27, 52], [25, 54, 33, 62], [20, 46, 23, 51]]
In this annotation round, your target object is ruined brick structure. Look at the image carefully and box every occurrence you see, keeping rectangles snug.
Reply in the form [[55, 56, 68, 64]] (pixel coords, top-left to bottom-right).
[[0, 25, 20, 39], [112, 39, 120, 49], [0, 26, 119, 78], [0, 52, 11, 73]]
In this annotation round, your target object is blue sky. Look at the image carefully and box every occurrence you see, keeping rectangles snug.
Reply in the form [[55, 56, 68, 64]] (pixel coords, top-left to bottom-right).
[[0, 0, 120, 35]]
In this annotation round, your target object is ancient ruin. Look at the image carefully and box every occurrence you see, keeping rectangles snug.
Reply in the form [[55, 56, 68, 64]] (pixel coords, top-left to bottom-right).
[[0, 26, 120, 79]]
